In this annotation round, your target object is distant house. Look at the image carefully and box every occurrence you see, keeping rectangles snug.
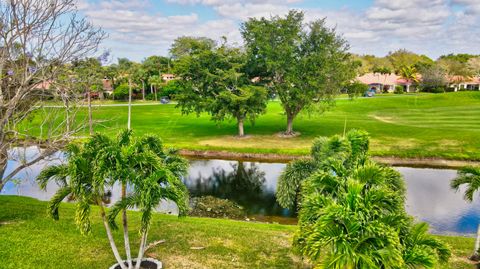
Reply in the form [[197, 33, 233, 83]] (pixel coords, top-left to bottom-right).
[[102, 78, 113, 95], [161, 73, 175, 82], [448, 76, 480, 91], [356, 73, 418, 93]]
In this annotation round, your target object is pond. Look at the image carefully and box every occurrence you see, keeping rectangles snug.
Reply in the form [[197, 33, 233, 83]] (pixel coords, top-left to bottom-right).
[[1, 148, 479, 236]]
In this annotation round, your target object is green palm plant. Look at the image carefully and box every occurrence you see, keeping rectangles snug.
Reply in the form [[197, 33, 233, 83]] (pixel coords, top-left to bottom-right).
[[37, 141, 127, 267], [281, 130, 450, 268], [451, 166, 480, 261], [38, 131, 189, 269]]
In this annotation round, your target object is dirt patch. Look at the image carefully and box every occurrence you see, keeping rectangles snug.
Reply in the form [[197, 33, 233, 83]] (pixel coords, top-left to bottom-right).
[[276, 132, 301, 138], [371, 114, 398, 124]]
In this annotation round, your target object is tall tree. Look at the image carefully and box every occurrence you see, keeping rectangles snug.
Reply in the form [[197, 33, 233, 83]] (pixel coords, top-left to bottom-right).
[[241, 10, 356, 135], [387, 49, 434, 73], [0, 0, 105, 192], [169, 36, 216, 59], [174, 42, 268, 137], [451, 166, 480, 261]]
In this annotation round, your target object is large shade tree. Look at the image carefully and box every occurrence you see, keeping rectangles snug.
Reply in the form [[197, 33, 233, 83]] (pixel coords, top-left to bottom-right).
[[241, 10, 356, 135], [174, 42, 268, 137]]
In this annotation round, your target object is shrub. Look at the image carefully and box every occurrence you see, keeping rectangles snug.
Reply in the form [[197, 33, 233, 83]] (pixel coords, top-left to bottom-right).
[[394, 85, 404, 94], [278, 130, 451, 268], [112, 83, 129, 100], [344, 81, 369, 99]]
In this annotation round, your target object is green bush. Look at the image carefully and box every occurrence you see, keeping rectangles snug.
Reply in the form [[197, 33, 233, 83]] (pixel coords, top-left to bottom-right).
[[160, 80, 182, 99], [394, 85, 404, 94], [421, 86, 446, 93], [345, 81, 368, 99], [112, 83, 129, 100]]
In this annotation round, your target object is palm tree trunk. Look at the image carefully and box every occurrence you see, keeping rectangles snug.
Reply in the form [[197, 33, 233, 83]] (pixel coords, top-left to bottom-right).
[[134, 230, 148, 269], [471, 223, 480, 261], [142, 81, 145, 101], [122, 184, 133, 268], [88, 90, 93, 135], [100, 204, 127, 269], [128, 79, 132, 130]]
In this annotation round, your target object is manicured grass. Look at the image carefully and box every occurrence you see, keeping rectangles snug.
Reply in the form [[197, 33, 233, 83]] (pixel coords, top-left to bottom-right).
[[26, 92, 480, 160], [0, 196, 476, 268]]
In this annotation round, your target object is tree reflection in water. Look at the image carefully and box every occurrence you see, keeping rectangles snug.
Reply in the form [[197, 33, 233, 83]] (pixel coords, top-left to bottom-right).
[[186, 161, 295, 217]]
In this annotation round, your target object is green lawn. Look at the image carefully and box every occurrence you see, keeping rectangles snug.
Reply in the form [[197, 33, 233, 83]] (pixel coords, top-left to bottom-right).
[[29, 91, 480, 160], [0, 196, 476, 269]]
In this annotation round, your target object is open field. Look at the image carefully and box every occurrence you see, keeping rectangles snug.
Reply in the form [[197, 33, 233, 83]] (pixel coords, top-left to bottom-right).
[[0, 196, 477, 269], [27, 92, 480, 160]]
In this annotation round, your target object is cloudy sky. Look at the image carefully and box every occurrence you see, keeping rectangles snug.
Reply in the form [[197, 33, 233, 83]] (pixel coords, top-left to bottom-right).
[[78, 0, 480, 62]]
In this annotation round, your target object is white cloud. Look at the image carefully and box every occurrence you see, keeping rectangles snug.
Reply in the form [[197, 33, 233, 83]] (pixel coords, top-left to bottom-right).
[[81, 0, 480, 61]]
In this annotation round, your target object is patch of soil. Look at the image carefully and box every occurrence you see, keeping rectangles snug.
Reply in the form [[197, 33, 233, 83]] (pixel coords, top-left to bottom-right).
[[189, 196, 246, 220], [276, 132, 301, 138]]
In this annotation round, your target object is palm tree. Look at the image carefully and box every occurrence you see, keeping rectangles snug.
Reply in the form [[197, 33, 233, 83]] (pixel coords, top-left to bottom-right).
[[37, 141, 127, 268], [280, 130, 450, 268], [38, 132, 189, 269], [451, 166, 480, 261], [399, 65, 419, 92]]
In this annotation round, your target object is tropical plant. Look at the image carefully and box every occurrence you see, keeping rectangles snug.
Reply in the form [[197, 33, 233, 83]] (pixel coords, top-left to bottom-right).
[[451, 166, 480, 261], [278, 130, 450, 268], [38, 131, 189, 269]]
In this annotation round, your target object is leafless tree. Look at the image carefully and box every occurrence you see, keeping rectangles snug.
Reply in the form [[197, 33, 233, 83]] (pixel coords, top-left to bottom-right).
[[0, 0, 106, 191]]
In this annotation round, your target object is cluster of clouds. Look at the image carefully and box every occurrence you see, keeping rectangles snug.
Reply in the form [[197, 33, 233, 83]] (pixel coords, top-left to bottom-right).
[[77, 0, 480, 61]]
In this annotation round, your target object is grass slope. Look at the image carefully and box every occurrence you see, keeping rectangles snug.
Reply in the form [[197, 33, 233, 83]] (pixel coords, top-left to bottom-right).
[[0, 196, 476, 269], [28, 92, 480, 160]]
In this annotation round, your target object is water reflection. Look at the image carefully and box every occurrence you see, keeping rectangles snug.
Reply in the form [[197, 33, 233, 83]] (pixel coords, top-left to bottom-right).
[[400, 167, 480, 235], [186, 160, 294, 217], [2, 150, 480, 235]]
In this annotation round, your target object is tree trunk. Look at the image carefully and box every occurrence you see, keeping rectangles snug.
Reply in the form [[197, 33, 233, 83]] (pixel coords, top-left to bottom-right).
[[128, 79, 132, 130], [122, 184, 132, 268], [237, 117, 245, 137], [142, 81, 145, 101], [470, 223, 480, 261], [134, 230, 148, 269], [100, 204, 127, 269], [286, 113, 295, 135], [150, 84, 153, 94], [154, 86, 157, 102], [88, 90, 93, 135]]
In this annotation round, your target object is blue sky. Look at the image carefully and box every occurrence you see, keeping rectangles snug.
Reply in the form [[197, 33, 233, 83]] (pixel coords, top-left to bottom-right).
[[78, 0, 480, 62]]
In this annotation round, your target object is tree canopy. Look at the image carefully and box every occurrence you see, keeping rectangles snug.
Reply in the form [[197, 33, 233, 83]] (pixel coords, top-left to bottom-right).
[[241, 10, 356, 135], [174, 42, 267, 136]]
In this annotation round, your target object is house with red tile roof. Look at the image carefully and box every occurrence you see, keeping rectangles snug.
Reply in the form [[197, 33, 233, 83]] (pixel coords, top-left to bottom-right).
[[356, 73, 419, 93]]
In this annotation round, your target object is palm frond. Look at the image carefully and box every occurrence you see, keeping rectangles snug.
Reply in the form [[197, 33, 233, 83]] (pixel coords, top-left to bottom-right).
[[37, 164, 68, 190], [47, 186, 72, 220]]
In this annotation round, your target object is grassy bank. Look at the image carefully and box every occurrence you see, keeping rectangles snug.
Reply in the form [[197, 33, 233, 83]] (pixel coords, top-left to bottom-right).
[[0, 196, 477, 269], [28, 92, 480, 160]]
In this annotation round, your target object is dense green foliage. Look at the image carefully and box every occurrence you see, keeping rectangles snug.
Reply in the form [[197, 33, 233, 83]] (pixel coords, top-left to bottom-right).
[[242, 10, 356, 134], [174, 42, 268, 136], [37, 131, 189, 268], [113, 83, 130, 100], [279, 130, 451, 268]]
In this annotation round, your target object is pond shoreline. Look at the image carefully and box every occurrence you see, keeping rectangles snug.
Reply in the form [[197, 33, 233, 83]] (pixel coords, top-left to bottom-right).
[[179, 149, 480, 169]]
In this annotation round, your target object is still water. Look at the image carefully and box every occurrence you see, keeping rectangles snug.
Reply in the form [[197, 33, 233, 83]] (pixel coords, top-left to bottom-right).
[[2, 149, 479, 235]]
